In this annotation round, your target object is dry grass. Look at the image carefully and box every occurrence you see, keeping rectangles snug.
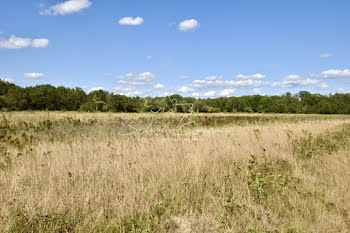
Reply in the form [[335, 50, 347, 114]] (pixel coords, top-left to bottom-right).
[[1, 112, 350, 232]]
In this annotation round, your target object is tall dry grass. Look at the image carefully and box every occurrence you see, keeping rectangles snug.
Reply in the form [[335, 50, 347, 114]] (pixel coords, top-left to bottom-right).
[[1, 112, 350, 232]]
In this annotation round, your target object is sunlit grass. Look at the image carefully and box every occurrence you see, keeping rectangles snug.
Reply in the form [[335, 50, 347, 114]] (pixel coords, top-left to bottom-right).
[[1, 112, 350, 232]]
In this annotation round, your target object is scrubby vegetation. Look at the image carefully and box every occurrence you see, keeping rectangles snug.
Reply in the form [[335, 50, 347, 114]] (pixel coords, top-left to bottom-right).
[[2, 80, 350, 113], [1, 112, 350, 232]]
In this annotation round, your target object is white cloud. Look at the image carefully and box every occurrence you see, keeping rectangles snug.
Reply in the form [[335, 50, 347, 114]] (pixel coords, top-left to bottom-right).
[[334, 88, 346, 93], [236, 73, 266, 79], [32, 38, 50, 48], [203, 76, 219, 81], [146, 56, 152, 60], [220, 88, 236, 96], [188, 74, 327, 90], [154, 83, 164, 89], [23, 73, 45, 79], [283, 75, 302, 81], [322, 69, 350, 78], [191, 92, 200, 97], [178, 19, 199, 31], [253, 88, 260, 95], [320, 53, 332, 58], [133, 90, 143, 96], [89, 87, 104, 92], [0, 78, 14, 83], [272, 75, 328, 89], [204, 91, 216, 97], [1, 36, 31, 49], [40, 0, 92, 16], [160, 92, 173, 97], [316, 83, 329, 89], [118, 72, 157, 86], [118, 17, 144, 26], [115, 72, 158, 96], [190, 76, 264, 89], [117, 90, 144, 97], [0, 35, 49, 49], [178, 85, 196, 93], [115, 86, 133, 92], [190, 91, 216, 98]]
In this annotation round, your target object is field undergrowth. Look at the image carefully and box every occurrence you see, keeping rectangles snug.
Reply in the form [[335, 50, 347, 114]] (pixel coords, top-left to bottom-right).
[[1, 112, 350, 232]]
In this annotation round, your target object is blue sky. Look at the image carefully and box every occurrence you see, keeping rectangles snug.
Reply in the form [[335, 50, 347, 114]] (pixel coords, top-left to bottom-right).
[[1, 0, 350, 97]]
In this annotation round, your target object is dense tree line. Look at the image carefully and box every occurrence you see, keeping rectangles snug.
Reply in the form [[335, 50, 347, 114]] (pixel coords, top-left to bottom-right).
[[1, 80, 350, 114]]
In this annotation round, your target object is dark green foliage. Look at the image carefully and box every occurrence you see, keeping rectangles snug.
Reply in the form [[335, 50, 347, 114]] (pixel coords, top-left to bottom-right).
[[1, 80, 350, 113]]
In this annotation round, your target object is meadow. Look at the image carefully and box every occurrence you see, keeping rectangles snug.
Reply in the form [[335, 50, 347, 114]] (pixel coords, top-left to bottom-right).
[[1, 112, 350, 232]]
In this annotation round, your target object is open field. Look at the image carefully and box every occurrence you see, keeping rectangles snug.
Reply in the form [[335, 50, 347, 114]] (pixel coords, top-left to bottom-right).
[[1, 112, 350, 232]]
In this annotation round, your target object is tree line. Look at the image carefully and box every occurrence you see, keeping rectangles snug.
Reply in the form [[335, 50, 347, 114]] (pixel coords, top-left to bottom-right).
[[1, 80, 350, 114]]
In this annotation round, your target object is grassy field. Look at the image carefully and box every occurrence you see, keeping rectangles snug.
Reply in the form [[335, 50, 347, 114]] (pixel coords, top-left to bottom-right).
[[1, 112, 350, 232]]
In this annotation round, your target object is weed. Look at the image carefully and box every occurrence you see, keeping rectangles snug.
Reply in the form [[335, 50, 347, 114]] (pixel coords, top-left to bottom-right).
[[291, 124, 350, 159], [248, 154, 295, 203]]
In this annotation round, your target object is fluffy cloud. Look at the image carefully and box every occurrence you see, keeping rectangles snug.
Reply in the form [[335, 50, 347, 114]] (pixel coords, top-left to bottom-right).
[[190, 76, 265, 89], [320, 53, 332, 58], [115, 72, 157, 96], [118, 17, 144, 26], [0, 35, 49, 49], [115, 86, 133, 92], [271, 75, 328, 89], [236, 73, 266, 79], [118, 72, 156, 86], [317, 83, 329, 89], [116, 90, 144, 97], [0, 35, 31, 49], [322, 69, 350, 78], [204, 91, 216, 97], [154, 83, 164, 89], [190, 91, 216, 98], [191, 92, 200, 97], [32, 38, 50, 48], [0, 78, 14, 83], [89, 87, 104, 92], [253, 88, 260, 95], [41, 0, 92, 16], [220, 88, 236, 96], [178, 85, 196, 93], [333, 88, 346, 94], [23, 73, 45, 79], [132, 90, 143, 96], [178, 19, 199, 31], [160, 92, 173, 97]]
